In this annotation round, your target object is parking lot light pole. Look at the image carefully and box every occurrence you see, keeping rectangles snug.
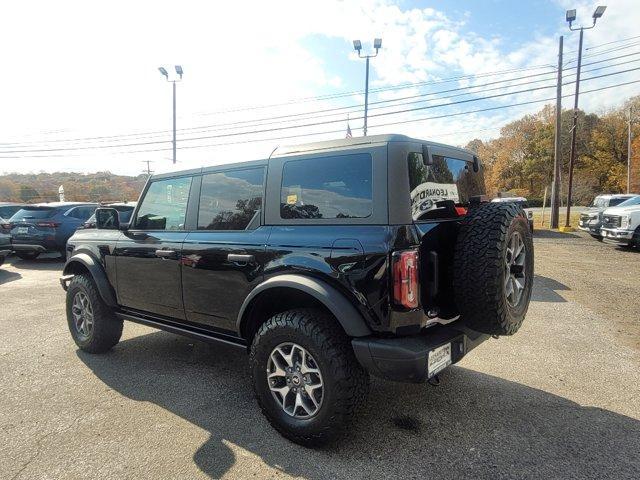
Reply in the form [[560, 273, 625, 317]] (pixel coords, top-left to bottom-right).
[[353, 38, 382, 137], [564, 6, 606, 228], [158, 66, 183, 164]]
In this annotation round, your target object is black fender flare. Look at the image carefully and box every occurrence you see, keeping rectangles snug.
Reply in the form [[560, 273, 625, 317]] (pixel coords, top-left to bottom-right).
[[236, 274, 372, 338], [63, 252, 117, 307]]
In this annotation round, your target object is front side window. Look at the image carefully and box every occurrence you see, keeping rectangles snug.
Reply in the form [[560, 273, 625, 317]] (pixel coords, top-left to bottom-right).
[[280, 153, 372, 219], [134, 177, 192, 230], [198, 167, 264, 230], [409, 153, 485, 221], [69, 206, 95, 220]]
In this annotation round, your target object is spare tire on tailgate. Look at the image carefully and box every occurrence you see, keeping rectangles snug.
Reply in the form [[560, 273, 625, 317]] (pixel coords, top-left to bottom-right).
[[453, 202, 534, 335]]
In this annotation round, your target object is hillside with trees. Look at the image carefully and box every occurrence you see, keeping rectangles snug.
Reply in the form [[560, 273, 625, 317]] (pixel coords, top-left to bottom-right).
[[0, 171, 146, 204]]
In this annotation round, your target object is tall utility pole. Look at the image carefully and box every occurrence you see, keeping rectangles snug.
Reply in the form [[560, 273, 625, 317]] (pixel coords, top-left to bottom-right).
[[564, 6, 607, 228], [352, 38, 382, 136], [158, 65, 183, 164], [550, 35, 563, 229], [628, 106, 633, 193]]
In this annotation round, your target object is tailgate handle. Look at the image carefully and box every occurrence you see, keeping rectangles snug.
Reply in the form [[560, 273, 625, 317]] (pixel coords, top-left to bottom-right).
[[227, 253, 254, 264], [155, 249, 177, 259]]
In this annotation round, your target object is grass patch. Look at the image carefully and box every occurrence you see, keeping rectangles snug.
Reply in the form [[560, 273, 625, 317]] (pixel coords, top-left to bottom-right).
[[532, 211, 582, 229]]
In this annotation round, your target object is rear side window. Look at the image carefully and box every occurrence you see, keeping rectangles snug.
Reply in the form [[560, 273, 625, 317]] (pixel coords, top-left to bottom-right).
[[10, 207, 56, 221], [134, 177, 192, 230], [280, 153, 372, 219], [198, 167, 265, 230], [409, 153, 485, 221]]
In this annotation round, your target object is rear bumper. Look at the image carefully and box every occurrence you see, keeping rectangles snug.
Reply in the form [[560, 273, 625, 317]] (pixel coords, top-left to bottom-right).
[[352, 322, 489, 383], [601, 227, 634, 245]]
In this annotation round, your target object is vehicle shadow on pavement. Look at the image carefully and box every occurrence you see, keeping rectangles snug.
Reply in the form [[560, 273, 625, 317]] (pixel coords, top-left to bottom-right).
[[531, 275, 569, 303], [6, 255, 64, 271], [78, 332, 640, 479], [0, 268, 21, 285]]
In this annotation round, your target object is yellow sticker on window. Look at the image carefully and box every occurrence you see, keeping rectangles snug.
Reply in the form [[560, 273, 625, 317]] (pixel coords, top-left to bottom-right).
[[286, 194, 298, 205]]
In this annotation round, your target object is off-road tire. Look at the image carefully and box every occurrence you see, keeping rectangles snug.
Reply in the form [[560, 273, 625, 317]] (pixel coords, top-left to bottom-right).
[[249, 308, 369, 447], [590, 234, 604, 242], [66, 274, 123, 353], [633, 226, 640, 248], [0, 255, 5, 267], [16, 252, 39, 260], [453, 202, 534, 335]]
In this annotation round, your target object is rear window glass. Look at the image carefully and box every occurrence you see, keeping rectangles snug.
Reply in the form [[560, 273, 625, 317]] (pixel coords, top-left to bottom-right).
[[280, 153, 372, 219], [10, 207, 56, 221], [409, 153, 485, 221], [0, 205, 22, 218]]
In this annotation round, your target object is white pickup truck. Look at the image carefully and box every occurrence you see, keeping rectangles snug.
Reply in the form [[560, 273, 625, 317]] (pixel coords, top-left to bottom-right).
[[600, 195, 640, 248]]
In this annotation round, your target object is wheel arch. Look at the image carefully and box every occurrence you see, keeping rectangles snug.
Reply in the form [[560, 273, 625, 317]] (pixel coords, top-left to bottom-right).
[[237, 274, 372, 343], [63, 253, 117, 307]]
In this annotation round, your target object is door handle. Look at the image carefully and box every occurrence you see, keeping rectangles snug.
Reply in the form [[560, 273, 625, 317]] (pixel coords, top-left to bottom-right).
[[155, 249, 177, 259], [227, 253, 254, 264]]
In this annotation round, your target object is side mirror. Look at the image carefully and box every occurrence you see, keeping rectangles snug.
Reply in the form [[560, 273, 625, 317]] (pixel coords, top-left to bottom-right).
[[422, 144, 433, 166], [95, 208, 120, 230], [472, 155, 480, 173]]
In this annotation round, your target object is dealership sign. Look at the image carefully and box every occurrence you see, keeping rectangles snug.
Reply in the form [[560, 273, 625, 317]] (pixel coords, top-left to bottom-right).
[[411, 182, 459, 219]]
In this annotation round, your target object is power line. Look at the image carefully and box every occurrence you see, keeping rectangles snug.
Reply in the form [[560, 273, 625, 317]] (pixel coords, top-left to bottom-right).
[[6, 51, 639, 151], [1, 63, 560, 147], [564, 41, 640, 65], [2, 67, 638, 155], [0, 83, 565, 154], [586, 35, 640, 50], [3, 77, 639, 159], [3, 34, 637, 149], [0, 69, 566, 147]]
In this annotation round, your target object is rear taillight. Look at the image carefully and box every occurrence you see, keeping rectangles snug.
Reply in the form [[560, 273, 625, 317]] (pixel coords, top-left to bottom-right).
[[36, 222, 61, 228], [392, 249, 419, 309], [455, 206, 468, 216]]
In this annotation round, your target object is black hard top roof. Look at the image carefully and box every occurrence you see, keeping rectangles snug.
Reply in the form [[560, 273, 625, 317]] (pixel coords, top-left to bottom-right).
[[151, 134, 475, 180]]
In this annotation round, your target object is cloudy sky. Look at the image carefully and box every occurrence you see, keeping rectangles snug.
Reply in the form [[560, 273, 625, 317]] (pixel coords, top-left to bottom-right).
[[1, 0, 639, 176]]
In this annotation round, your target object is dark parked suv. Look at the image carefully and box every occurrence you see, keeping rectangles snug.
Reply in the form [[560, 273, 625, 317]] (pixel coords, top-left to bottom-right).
[[60, 135, 533, 445], [9, 202, 97, 259]]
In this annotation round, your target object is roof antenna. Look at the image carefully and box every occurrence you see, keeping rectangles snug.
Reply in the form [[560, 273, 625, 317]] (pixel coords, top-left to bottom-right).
[[268, 145, 279, 159]]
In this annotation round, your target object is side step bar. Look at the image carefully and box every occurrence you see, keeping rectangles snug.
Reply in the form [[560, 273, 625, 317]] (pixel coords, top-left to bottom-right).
[[115, 311, 247, 349]]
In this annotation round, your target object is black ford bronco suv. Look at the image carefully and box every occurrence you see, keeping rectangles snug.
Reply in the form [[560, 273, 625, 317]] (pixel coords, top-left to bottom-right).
[[60, 134, 533, 446]]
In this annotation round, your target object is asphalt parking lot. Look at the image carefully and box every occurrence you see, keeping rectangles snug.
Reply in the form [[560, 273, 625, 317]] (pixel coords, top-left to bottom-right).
[[1, 231, 639, 480]]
